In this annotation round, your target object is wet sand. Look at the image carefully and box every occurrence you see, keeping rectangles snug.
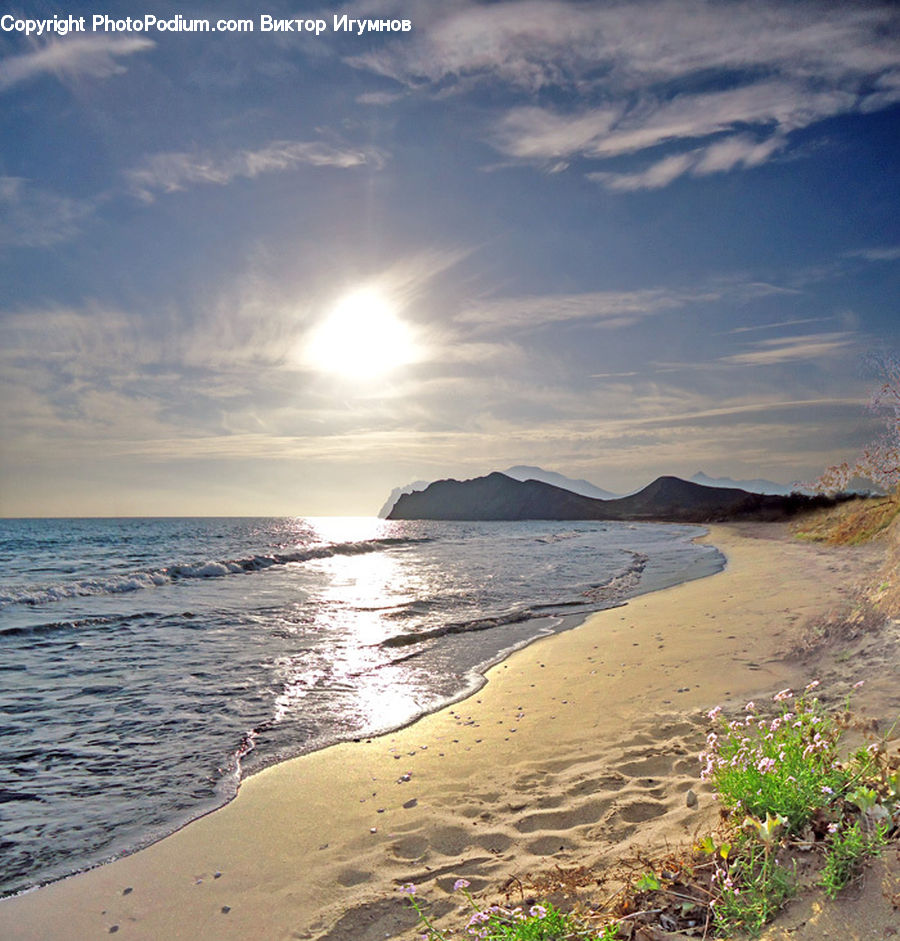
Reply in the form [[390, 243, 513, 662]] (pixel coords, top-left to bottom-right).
[[1, 522, 895, 940]]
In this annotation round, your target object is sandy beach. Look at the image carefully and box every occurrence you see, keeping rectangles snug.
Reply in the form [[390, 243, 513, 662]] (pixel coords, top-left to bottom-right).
[[2, 521, 897, 941]]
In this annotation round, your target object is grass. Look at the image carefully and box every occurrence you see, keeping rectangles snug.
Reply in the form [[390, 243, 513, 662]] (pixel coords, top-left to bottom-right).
[[710, 834, 795, 936], [793, 492, 900, 545], [404, 682, 898, 940], [821, 818, 888, 898]]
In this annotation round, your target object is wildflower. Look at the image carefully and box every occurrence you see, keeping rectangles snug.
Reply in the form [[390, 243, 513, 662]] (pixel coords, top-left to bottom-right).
[[756, 757, 776, 773], [774, 688, 793, 702], [805, 680, 820, 692], [853, 680, 864, 689], [821, 785, 834, 795], [402, 883, 417, 896], [454, 879, 471, 891], [707, 705, 722, 720], [529, 904, 548, 919], [745, 701, 756, 712]]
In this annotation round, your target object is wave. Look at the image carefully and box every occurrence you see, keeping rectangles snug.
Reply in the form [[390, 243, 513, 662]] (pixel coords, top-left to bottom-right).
[[0, 537, 428, 610], [377, 551, 646, 651], [0, 610, 170, 639], [379, 608, 536, 648]]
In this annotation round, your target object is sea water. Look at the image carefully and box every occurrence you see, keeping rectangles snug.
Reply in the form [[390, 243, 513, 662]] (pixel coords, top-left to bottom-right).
[[0, 516, 723, 897]]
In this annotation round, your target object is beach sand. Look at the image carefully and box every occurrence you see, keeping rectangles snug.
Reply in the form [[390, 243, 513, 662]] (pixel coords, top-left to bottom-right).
[[1, 522, 897, 940]]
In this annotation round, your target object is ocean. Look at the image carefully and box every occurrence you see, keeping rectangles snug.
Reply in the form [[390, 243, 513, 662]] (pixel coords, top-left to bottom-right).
[[0, 516, 723, 897]]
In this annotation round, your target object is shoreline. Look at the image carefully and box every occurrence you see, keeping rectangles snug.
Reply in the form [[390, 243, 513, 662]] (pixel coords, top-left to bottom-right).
[[1, 521, 893, 940], [1, 521, 723, 904]]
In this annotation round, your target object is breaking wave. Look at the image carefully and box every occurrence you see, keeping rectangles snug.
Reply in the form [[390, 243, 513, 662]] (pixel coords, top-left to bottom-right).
[[0, 536, 428, 609]]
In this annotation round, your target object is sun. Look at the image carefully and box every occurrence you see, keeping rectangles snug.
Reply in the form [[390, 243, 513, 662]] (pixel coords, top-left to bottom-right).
[[305, 290, 419, 380]]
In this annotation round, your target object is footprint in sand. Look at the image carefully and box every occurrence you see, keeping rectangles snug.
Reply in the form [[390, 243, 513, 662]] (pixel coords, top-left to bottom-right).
[[526, 834, 576, 856], [617, 754, 675, 777], [430, 826, 474, 857], [336, 869, 372, 887], [514, 798, 613, 834], [475, 831, 515, 854], [390, 834, 429, 861], [616, 799, 668, 823]]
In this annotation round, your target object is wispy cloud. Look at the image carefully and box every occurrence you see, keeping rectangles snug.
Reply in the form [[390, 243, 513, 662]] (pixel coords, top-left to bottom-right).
[[459, 286, 699, 331], [725, 317, 830, 335], [0, 176, 93, 246], [354, 1, 899, 187], [0, 37, 153, 91], [588, 132, 788, 191], [722, 332, 856, 366], [845, 245, 900, 263], [127, 139, 387, 201], [458, 277, 793, 332]]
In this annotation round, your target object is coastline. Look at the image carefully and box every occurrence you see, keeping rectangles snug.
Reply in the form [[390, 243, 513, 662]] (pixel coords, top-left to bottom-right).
[[1, 521, 894, 940]]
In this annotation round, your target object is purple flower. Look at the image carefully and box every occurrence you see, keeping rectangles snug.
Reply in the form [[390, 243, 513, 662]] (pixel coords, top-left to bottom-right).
[[402, 883, 416, 896], [454, 878, 471, 891], [773, 688, 793, 702], [529, 904, 548, 919]]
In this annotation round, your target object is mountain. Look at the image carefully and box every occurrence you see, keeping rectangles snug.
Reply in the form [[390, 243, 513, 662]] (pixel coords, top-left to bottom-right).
[[387, 472, 839, 523], [378, 464, 618, 517], [503, 465, 619, 500], [377, 480, 431, 518], [690, 471, 799, 495]]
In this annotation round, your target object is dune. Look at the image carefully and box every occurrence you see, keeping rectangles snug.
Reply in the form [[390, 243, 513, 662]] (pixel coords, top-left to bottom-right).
[[0, 521, 896, 940]]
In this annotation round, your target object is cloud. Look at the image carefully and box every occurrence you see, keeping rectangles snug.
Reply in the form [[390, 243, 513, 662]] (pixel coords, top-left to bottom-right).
[[356, 90, 406, 106], [725, 317, 830, 335], [0, 176, 93, 246], [458, 286, 697, 331], [127, 139, 387, 201], [353, 1, 899, 186], [359, 1, 898, 97], [0, 37, 153, 91], [589, 133, 787, 190], [722, 332, 856, 366], [845, 245, 900, 263], [458, 277, 794, 332]]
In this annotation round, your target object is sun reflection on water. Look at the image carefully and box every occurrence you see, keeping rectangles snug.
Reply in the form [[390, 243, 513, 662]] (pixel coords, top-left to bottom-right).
[[269, 516, 441, 734]]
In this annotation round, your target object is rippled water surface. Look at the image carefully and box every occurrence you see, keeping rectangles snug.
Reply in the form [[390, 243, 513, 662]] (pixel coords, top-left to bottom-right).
[[0, 516, 723, 896]]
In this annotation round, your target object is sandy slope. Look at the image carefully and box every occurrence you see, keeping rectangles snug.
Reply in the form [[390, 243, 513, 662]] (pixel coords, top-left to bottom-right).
[[0, 522, 895, 941]]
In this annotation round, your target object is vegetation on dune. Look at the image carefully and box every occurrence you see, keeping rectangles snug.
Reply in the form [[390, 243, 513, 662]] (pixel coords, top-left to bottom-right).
[[793, 492, 900, 545]]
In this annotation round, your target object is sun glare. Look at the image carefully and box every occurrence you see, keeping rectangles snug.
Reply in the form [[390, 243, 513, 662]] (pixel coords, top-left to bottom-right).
[[305, 290, 418, 379]]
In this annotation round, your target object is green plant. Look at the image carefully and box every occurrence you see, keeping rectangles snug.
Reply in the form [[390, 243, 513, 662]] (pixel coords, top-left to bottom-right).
[[634, 871, 661, 892], [700, 684, 854, 833], [711, 835, 795, 937], [821, 820, 888, 898], [404, 880, 600, 940]]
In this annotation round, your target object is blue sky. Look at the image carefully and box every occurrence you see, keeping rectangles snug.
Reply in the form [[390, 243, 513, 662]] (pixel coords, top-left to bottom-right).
[[1, 0, 898, 516]]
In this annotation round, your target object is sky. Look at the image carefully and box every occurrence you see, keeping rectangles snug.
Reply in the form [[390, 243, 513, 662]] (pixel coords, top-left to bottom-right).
[[1, 0, 899, 517]]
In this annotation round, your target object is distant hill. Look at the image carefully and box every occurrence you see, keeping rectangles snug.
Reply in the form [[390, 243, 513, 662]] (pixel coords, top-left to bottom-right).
[[504, 465, 619, 500], [377, 480, 431, 519], [387, 472, 840, 523], [378, 465, 618, 517], [690, 471, 799, 495]]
